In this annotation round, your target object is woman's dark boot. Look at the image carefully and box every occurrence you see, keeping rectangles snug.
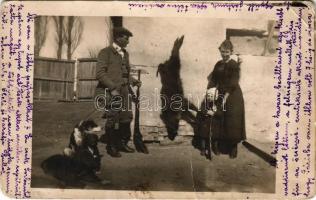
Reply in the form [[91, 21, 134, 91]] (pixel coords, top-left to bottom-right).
[[205, 139, 212, 160], [200, 139, 206, 156]]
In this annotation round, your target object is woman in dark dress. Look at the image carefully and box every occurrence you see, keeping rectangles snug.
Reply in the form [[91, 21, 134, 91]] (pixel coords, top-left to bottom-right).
[[195, 40, 246, 159]]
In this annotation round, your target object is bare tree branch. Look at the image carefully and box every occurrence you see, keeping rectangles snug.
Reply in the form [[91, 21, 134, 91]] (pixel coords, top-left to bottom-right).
[[87, 47, 102, 58], [63, 16, 84, 60], [87, 18, 112, 59], [52, 16, 65, 59], [34, 16, 48, 57]]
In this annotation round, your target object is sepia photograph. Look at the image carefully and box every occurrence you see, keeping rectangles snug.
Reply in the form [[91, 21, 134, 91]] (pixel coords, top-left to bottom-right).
[[30, 15, 279, 193]]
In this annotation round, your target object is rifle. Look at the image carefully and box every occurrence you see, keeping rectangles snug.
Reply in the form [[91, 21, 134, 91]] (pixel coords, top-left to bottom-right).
[[129, 70, 149, 154]]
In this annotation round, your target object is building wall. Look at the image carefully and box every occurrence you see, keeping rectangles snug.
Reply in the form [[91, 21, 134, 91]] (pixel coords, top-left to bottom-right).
[[124, 17, 270, 99], [124, 17, 275, 142]]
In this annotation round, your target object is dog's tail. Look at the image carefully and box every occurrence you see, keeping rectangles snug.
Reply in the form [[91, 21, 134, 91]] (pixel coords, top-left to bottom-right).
[[40, 158, 49, 174], [41, 160, 46, 170]]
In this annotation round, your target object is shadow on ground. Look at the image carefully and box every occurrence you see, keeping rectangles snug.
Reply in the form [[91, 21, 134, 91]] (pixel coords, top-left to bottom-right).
[[31, 102, 275, 193]]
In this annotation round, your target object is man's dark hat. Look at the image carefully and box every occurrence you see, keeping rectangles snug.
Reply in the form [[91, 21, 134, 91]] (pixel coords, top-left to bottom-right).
[[113, 27, 133, 38]]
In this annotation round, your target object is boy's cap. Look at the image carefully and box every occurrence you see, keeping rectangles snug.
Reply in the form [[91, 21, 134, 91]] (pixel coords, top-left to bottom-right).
[[113, 27, 133, 38]]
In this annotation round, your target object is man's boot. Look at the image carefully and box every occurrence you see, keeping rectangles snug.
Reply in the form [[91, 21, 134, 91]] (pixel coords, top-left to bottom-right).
[[106, 128, 121, 157], [99, 133, 109, 144], [212, 140, 220, 155], [118, 122, 135, 153]]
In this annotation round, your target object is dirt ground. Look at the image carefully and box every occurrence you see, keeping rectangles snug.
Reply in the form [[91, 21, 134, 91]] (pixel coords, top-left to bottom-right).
[[31, 101, 275, 193]]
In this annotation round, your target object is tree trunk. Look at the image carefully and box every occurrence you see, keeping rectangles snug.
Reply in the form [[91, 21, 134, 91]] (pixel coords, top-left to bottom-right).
[[34, 16, 48, 57], [34, 17, 40, 57], [57, 16, 64, 59], [67, 17, 74, 60]]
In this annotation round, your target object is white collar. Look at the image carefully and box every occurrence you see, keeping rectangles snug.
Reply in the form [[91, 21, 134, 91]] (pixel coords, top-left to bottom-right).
[[113, 42, 122, 52], [222, 58, 231, 63]]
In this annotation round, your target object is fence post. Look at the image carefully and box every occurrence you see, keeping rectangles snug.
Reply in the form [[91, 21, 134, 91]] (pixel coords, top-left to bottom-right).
[[73, 58, 78, 101]]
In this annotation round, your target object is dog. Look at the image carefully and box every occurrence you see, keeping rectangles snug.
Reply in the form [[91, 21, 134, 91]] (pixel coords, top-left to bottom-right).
[[41, 152, 108, 187], [64, 120, 101, 157], [41, 134, 108, 187], [64, 120, 103, 174], [76, 133, 102, 173]]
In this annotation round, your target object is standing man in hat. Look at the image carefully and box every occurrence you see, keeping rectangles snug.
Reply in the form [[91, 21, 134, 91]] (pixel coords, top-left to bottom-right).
[[96, 27, 141, 157]]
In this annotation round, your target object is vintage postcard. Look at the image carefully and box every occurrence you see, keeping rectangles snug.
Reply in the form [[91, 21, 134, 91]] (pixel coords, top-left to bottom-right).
[[0, 0, 315, 199]]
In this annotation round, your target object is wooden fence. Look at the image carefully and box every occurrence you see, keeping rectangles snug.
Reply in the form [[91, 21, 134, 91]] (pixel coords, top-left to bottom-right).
[[34, 57, 75, 101], [76, 58, 99, 100], [34, 57, 147, 101], [34, 57, 99, 101]]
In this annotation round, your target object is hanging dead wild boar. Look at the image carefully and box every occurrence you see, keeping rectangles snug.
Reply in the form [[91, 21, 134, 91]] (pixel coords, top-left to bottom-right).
[[156, 36, 198, 140]]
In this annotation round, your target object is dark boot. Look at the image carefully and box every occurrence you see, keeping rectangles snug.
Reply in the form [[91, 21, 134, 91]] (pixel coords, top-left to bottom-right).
[[99, 133, 109, 144], [106, 128, 121, 158], [212, 140, 220, 155], [205, 138, 212, 160], [229, 143, 238, 159], [118, 123, 135, 153], [119, 143, 135, 153], [200, 139, 206, 156], [107, 145, 121, 157]]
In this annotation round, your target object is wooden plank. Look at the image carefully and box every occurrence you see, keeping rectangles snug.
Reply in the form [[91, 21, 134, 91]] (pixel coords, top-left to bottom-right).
[[35, 59, 74, 81], [35, 56, 76, 63], [74, 59, 79, 101], [67, 63, 75, 81], [77, 58, 97, 62], [77, 80, 98, 99], [34, 58, 75, 101], [34, 76, 74, 82], [262, 21, 276, 56], [33, 80, 40, 99], [78, 78, 97, 81], [48, 81, 62, 100], [77, 61, 97, 79]]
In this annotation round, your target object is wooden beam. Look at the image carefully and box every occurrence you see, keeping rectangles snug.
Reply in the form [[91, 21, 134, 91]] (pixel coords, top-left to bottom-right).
[[262, 21, 276, 56], [242, 141, 277, 167]]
